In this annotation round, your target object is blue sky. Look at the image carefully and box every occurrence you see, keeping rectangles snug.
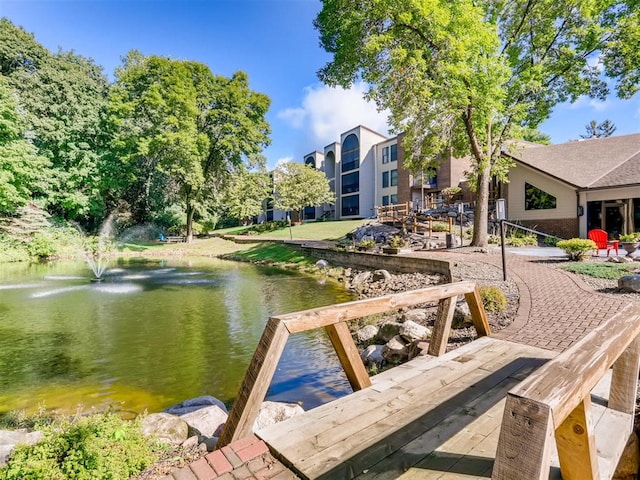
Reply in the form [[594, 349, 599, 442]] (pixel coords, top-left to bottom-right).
[[2, 0, 639, 169]]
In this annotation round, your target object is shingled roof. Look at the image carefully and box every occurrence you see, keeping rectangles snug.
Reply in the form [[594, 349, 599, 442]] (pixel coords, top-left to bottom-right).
[[508, 133, 640, 189]]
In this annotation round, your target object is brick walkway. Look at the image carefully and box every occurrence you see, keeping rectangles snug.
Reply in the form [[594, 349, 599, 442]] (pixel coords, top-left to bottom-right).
[[164, 248, 636, 479]]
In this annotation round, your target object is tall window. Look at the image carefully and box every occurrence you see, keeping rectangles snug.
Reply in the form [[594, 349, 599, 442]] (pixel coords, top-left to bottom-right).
[[390, 194, 398, 205], [341, 134, 359, 172], [342, 194, 359, 216], [390, 144, 397, 162], [382, 146, 389, 164], [525, 182, 556, 210], [382, 195, 389, 206], [382, 171, 389, 188], [342, 171, 359, 194], [390, 169, 398, 186], [305, 156, 315, 168]]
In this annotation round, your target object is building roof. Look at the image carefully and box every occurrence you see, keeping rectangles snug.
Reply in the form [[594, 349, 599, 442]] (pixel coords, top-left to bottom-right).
[[509, 133, 640, 189]]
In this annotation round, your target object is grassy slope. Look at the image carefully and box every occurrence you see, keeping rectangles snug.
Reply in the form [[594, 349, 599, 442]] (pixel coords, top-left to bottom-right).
[[253, 219, 369, 240]]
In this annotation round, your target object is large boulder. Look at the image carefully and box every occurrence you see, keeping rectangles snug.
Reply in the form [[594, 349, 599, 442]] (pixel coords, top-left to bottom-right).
[[164, 395, 228, 415], [352, 271, 372, 291], [180, 405, 228, 437], [408, 340, 430, 360], [382, 335, 409, 363], [402, 309, 428, 324], [0, 430, 43, 467], [361, 344, 385, 366], [141, 413, 189, 445], [400, 320, 431, 342], [618, 275, 640, 293], [372, 269, 392, 282], [254, 401, 304, 431], [377, 321, 403, 342], [354, 325, 379, 343], [453, 302, 473, 328]]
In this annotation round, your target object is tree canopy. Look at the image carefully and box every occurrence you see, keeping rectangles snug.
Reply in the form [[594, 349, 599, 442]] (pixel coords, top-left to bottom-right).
[[315, 0, 640, 246], [273, 162, 334, 219], [581, 119, 617, 139]]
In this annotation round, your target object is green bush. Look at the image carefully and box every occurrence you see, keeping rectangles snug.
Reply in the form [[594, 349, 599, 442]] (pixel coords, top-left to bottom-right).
[[357, 239, 376, 250], [0, 413, 162, 480], [26, 233, 58, 260], [389, 236, 408, 248], [543, 235, 561, 246], [479, 285, 507, 312], [431, 221, 450, 232], [619, 232, 640, 242], [556, 238, 596, 261]]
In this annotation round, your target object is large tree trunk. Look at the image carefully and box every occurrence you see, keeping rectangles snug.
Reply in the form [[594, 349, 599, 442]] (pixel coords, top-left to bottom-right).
[[471, 163, 491, 248], [186, 202, 195, 243]]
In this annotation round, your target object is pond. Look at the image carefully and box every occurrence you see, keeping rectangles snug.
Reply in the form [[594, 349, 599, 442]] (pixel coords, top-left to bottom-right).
[[0, 257, 356, 417]]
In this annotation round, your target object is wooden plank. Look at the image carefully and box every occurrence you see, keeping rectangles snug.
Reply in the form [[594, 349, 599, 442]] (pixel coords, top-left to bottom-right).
[[280, 281, 478, 333], [465, 285, 491, 337], [593, 407, 634, 480], [326, 321, 372, 391], [492, 395, 554, 480], [609, 335, 640, 415], [508, 303, 640, 425], [217, 318, 289, 447], [555, 397, 599, 480], [428, 296, 458, 356]]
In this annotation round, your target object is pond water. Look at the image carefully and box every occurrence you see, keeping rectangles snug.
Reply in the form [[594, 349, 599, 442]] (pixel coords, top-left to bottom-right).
[[0, 257, 356, 417]]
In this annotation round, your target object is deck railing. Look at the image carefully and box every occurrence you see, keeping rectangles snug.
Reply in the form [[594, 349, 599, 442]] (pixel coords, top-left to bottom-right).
[[217, 281, 490, 447]]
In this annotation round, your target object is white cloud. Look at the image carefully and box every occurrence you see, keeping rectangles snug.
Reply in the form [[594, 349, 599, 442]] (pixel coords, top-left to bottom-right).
[[277, 81, 391, 148], [275, 156, 294, 167], [568, 95, 613, 112]]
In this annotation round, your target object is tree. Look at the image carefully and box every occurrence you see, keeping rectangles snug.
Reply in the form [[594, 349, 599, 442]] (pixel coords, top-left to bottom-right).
[[224, 166, 272, 225], [315, 0, 639, 246], [581, 119, 617, 138], [109, 52, 270, 241], [272, 162, 334, 221], [0, 77, 48, 213]]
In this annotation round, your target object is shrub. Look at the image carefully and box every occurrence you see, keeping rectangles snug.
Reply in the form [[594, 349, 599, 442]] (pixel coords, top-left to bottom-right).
[[357, 239, 376, 251], [0, 413, 162, 480], [389, 236, 408, 248], [479, 286, 507, 312], [543, 235, 561, 246], [431, 221, 450, 232], [556, 238, 596, 261], [619, 232, 640, 242], [26, 233, 58, 260]]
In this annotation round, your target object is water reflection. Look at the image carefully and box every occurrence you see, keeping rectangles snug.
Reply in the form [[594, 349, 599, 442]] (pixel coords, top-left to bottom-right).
[[0, 258, 355, 415]]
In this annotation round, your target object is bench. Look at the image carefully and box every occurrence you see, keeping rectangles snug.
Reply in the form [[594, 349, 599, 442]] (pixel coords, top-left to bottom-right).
[[217, 283, 640, 480], [165, 235, 186, 243]]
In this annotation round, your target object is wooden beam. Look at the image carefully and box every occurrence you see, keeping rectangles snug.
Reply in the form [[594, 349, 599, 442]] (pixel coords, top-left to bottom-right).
[[507, 303, 640, 425], [609, 335, 640, 415], [428, 296, 457, 357], [555, 397, 599, 480], [325, 321, 372, 391], [464, 284, 491, 337], [492, 394, 554, 480], [280, 281, 478, 334], [217, 318, 290, 447]]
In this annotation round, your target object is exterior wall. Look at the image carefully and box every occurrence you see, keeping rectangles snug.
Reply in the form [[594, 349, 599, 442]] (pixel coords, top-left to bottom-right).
[[396, 133, 411, 206], [375, 136, 401, 209], [324, 142, 341, 219], [515, 218, 579, 239]]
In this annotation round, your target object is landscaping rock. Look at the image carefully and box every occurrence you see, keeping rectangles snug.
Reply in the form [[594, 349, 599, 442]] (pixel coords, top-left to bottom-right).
[[402, 308, 428, 324], [199, 436, 219, 452], [0, 429, 43, 467], [354, 324, 379, 343], [352, 271, 372, 290], [361, 344, 385, 366], [618, 275, 640, 293], [400, 320, 431, 342], [408, 340, 430, 359], [254, 401, 304, 431], [141, 413, 189, 445], [453, 302, 473, 328], [315, 259, 329, 269], [382, 335, 409, 363], [180, 405, 228, 437], [377, 321, 403, 342], [372, 269, 392, 282], [164, 395, 228, 415]]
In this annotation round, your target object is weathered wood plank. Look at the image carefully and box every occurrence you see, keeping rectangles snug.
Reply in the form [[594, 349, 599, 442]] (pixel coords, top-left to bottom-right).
[[428, 296, 457, 357], [326, 321, 372, 391], [555, 398, 599, 480], [609, 335, 640, 415], [217, 318, 289, 447], [508, 303, 640, 425], [492, 395, 554, 480], [464, 285, 491, 337], [280, 281, 479, 334]]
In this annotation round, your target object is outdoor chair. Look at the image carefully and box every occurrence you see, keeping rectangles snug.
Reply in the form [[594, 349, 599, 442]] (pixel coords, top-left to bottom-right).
[[588, 228, 619, 256]]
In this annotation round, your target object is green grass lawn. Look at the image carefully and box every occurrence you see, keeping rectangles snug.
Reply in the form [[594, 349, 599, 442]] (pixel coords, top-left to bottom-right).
[[254, 219, 369, 240], [561, 262, 637, 279]]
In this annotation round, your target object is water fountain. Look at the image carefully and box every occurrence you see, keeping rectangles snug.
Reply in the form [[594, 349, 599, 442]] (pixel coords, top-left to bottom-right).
[[81, 215, 115, 281]]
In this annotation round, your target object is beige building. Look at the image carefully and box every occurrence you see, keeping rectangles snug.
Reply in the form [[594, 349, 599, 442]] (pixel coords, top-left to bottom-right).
[[504, 133, 640, 239]]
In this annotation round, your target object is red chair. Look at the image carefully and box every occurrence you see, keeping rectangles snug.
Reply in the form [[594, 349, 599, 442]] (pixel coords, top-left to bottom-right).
[[588, 229, 619, 256]]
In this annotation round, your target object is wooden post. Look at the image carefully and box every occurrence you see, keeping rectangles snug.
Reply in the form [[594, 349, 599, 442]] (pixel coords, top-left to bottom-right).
[[464, 285, 491, 337], [325, 322, 372, 391], [428, 296, 457, 356], [428, 219, 432, 238], [493, 395, 554, 480], [413, 214, 417, 234], [609, 335, 640, 414], [217, 318, 290, 447], [555, 397, 599, 480], [448, 217, 453, 234]]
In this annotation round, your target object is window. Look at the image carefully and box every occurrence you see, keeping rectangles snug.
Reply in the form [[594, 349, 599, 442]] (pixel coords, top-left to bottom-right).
[[525, 182, 556, 210], [390, 194, 398, 205], [382, 171, 389, 188], [390, 144, 397, 162], [304, 206, 316, 220], [382, 195, 389, 206], [341, 134, 359, 172], [305, 156, 315, 168], [342, 171, 359, 194], [382, 146, 389, 164], [342, 194, 359, 216], [390, 169, 398, 186]]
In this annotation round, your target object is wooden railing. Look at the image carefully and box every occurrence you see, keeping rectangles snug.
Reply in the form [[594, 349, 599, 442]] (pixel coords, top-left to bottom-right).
[[376, 202, 410, 225], [493, 303, 640, 480], [217, 281, 490, 447]]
